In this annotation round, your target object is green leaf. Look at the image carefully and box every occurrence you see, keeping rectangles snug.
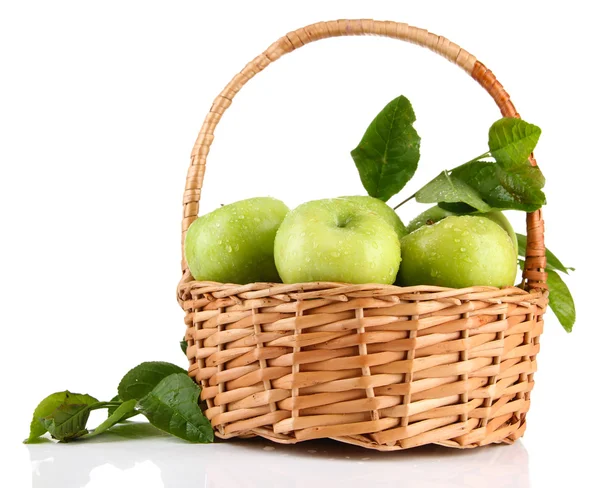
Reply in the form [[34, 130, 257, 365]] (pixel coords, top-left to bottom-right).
[[496, 164, 546, 208], [546, 250, 575, 273], [107, 395, 138, 423], [518, 259, 576, 333], [452, 161, 546, 212], [26, 391, 70, 442], [137, 373, 213, 443], [107, 395, 121, 417], [84, 400, 138, 438], [118, 362, 187, 402], [351, 95, 421, 202], [547, 270, 576, 333], [516, 234, 575, 274], [415, 170, 491, 212], [42, 399, 97, 442], [25, 391, 98, 443], [94, 422, 168, 440], [180, 338, 188, 356], [488, 118, 542, 169], [437, 202, 478, 214]]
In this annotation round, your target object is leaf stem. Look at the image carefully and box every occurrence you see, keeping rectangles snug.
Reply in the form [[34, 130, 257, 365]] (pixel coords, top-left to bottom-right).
[[463, 151, 492, 166], [446, 151, 492, 176], [393, 192, 416, 210], [392, 152, 490, 211], [89, 401, 123, 411]]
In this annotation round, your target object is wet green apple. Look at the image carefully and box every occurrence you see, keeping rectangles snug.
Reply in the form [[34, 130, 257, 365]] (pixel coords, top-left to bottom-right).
[[274, 198, 401, 284], [406, 205, 455, 234], [483, 211, 518, 254], [338, 196, 408, 240], [398, 215, 517, 288], [407, 205, 518, 254], [185, 197, 289, 284]]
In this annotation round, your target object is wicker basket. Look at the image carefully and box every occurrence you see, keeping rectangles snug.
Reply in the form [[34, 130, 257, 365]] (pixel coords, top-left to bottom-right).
[[177, 19, 549, 451]]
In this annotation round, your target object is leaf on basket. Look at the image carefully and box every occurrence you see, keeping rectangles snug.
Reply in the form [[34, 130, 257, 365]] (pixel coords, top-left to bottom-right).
[[25, 391, 99, 443], [415, 170, 491, 212], [118, 361, 187, 402], [84, 400, 138, 438], [518, 259, 576, 333], [351, 95, 421, 202], [451, 161, 546, 212], [516, 234, 575, 274], [547, 269, 576, 333], [488, 118, 542, 169], [137, 373, 213, 443]]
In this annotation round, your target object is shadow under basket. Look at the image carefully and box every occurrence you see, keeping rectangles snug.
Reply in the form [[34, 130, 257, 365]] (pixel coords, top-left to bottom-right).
[[177, 19, 549, 451]]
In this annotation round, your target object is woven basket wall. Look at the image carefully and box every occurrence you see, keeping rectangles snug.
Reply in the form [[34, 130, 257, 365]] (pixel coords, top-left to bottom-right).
[[177, 19, 549, 451]]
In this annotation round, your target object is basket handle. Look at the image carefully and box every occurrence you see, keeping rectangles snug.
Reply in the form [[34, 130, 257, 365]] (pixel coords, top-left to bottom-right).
[[181, 19, 547, 290]]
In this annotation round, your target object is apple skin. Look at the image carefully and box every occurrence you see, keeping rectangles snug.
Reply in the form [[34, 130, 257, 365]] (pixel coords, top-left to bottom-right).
[[407, 205, 518, 254], [483, 211, 518, 255], [397, 215, 517, 288], [274, 198, 401, 285], [338, 196, 408, 240], [185, 197, 289, 284]]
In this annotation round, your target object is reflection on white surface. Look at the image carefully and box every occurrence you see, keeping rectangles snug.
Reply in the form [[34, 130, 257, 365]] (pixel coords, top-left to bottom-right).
[[28, 423, 530, 488]]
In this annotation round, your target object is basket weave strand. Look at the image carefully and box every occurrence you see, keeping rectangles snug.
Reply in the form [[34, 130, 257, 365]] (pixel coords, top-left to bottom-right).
[[178, 19, 548, 450]]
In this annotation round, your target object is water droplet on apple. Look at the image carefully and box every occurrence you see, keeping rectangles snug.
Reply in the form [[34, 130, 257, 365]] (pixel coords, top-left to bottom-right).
[[305, 257, 311, 263], [372, 242, 379, 249], [460, 247, 466, 252], [226, 245, 232, 253], [300, 232, 306, 237]]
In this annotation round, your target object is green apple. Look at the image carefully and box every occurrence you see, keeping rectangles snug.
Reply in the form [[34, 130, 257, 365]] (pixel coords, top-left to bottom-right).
[[274, 198, 401, 284], [185, 197, 289, 284], [338, 196, 408, 240], [406, 205, 455, 234], [407, 205, 518, 254], [398, 215, 517, 288], [483, 211, 518, 254]]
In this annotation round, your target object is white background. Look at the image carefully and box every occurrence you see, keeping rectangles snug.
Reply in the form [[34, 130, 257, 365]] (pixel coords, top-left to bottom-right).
[[1, 1, 598, 487]]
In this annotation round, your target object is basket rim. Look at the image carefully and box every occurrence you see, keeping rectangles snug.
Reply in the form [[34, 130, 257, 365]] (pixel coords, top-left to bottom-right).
[[177, 271, 548, 309]]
